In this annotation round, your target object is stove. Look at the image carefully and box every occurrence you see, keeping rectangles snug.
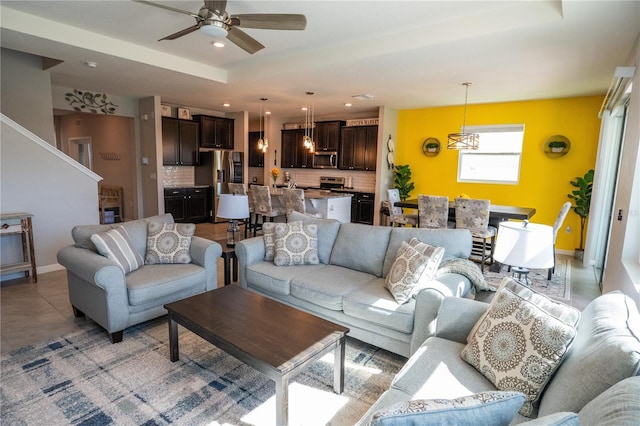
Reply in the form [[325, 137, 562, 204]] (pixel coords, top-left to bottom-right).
[[319, 176, 346, 189]]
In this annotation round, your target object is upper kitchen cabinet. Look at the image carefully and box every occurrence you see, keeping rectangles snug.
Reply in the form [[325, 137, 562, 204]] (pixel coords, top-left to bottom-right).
[[162, 117, 199, 166], [248, 131, 265, 167], [281, 128, 312, 168], [339, 125, 378, 171], [194, 115, 234, 149], [314, 121, 344, 151]]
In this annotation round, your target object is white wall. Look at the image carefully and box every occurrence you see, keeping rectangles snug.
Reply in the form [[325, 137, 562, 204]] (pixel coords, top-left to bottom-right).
[[1, 48, 56, 145], [602, 34, 640, 305], [1, 116, 101, 277]]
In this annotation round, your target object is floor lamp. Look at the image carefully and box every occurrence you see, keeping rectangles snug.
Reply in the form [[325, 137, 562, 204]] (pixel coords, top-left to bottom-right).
[[217, 194, 250, 247], [494, 221, 554, 287]]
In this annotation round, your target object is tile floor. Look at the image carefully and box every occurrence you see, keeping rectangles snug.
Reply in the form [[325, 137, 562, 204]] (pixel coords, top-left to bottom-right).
[[0, 223, 601, 355]]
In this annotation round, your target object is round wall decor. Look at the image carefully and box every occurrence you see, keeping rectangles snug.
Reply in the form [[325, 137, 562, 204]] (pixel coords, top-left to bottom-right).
[[422, 137, 441, 156], [544, 135, 571, 157]]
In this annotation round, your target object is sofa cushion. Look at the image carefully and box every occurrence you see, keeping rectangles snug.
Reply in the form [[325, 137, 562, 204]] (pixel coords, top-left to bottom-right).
[[126, 263, 205, 306], [90, 226, 144, 274], [330, 223, 392, 277], [247, 262, 326, 296], [274, 221, 319, 266], [538, 291, 640, 416], [145, 222, 195, 264], [72, 214, 174, 255], [290, 266, 376, 311], [460, 285, 578, 417], [578, 376, 640, 426], [369, 391, 526, 426], [519, 412, 579, 426], [288, 211, 341, 264], [385, 239, 444, 304], [343, 278, 416, 333]]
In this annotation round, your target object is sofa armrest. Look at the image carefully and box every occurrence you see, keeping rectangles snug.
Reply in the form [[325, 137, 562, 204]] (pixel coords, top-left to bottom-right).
[[235, 236, 266, 289], [409, 281, 456, 355], [435, 297, 489, 344], [57, 245, 125, 290], [189, 236, 223, 291]]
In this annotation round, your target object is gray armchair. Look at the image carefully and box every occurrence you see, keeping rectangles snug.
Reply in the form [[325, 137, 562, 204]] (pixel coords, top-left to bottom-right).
[[57, 214, 222, 343]]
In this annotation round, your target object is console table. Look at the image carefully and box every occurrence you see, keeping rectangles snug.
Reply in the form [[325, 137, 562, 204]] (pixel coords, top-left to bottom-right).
[[0, 213, 37, 283]]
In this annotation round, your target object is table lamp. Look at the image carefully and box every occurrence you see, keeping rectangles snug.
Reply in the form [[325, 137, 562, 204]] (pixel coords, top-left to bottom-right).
[[494, 221, 554, 286], [217, 194, 249, 247]]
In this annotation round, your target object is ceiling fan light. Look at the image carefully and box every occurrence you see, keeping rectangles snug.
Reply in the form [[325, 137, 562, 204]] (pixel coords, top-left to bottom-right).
[[200, 21, 229, 38], [447, 132, 479, 150]]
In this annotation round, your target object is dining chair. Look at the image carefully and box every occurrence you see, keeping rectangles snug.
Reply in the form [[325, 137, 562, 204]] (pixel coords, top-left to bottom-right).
[[228, 183, 254, 238], [281, 188, 306, 216], [386, 189, 418, 227], [548, 201, 572, 280], [249, 185, 287, 236], [454, 197, 497, 271], [417, 195, 450, 229]]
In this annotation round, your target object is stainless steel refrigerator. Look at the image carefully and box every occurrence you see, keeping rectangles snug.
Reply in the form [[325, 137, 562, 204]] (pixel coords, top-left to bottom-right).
[[194, 150, 243, 222]]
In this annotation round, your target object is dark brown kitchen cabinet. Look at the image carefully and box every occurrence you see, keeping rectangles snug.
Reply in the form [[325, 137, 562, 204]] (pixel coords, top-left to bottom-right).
[[248, 131, 265, 167], [162, 117, 199, 166], [339, 125, 378, 171], [164, 187, 210, 223], [356, 192, 375, 225], [194, 115, 234, 149], [281, 129, 312, 168], [314, 121, 344, 151]]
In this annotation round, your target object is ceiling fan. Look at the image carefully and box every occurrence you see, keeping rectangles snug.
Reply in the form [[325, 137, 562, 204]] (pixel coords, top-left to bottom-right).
[[133, 0, 307, 54]]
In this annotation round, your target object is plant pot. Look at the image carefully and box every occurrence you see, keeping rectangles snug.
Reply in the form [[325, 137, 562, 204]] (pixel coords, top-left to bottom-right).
[[551, 147, 564, 153], [574, 248, 584, 261], [427, 148, 437, 153]]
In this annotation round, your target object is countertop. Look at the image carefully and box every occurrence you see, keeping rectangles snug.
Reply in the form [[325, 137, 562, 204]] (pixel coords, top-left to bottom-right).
[[304, 190, 353, 200], [163, 185, 210, 189]]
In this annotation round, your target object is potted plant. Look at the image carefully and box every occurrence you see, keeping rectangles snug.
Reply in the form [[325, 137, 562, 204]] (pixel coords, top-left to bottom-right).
[[567, 169, 594, 260], [394, 164, 415, 201], [549, 140, 567, 153], [426, 142, 439, 153]]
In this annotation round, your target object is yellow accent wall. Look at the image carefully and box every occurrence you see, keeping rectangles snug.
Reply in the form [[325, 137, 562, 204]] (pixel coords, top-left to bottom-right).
[[397, 96, 601, 252]]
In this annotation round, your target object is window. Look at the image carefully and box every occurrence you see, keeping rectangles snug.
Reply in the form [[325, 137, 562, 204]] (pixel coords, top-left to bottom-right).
[[457, 124, 525, 184]]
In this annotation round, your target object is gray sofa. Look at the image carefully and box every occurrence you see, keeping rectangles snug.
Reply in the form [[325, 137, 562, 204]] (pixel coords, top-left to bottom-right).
[[356, 287, 640, 425], [235, 211, 477, 357], [57, 214, 222, 343]]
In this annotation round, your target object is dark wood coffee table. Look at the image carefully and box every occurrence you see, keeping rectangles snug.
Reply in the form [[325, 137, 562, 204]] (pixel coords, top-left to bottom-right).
[[164, 286, 349, 425]]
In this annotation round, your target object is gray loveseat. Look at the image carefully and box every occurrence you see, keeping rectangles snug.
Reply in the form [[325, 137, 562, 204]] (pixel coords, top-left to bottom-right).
[[235, 211, 477, 357], [57, 214, 222, 343], [356, 287, 640, 425]]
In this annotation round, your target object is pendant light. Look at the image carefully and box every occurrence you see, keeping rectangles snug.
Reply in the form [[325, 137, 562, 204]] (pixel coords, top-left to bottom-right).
[[302, 91, 315, 153], [257, 98, 269, 153], [447, 83, 479, 150]]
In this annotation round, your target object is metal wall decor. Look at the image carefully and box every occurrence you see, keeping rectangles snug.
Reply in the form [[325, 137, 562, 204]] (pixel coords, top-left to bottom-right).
[[65, 89, 118, 115]]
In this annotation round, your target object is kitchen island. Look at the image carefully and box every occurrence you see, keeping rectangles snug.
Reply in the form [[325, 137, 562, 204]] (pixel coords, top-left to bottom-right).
[[302, 190, 353, 223]]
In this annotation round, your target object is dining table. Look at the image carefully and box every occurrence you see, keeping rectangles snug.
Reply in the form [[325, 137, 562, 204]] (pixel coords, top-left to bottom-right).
[[393, 199, 536, 228]]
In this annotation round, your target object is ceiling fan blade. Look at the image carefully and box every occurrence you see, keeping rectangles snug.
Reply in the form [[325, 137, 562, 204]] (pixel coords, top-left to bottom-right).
[[231, 14, 307, 30], [204, 0, 227, 15], [227, 27, 265, 54], [132, 0, 199, 19], [159, 24, 201, 41]]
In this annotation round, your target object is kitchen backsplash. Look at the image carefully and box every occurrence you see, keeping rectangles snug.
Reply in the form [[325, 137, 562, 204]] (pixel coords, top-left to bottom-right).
[[162, 166, 194, 187]]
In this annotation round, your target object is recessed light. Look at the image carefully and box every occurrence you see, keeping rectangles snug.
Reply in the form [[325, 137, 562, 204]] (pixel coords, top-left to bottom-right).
[[84, 61, 98, 68], [352, 94, 375, 101], [222, 103, 230, 107], [212, 41, 225, 48], [344, 103, 352, 107], [301, 107, 308, 111], [265, 111, 271, 115]]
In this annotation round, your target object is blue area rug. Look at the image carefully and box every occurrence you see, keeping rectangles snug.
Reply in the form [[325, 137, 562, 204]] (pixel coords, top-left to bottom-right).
[[1, 317, 405, 425]]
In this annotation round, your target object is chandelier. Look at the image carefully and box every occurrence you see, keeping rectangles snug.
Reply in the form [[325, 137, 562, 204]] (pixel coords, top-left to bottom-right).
[[302, 91, 315, 152], [447, 83, 479, 150], [257, 98, 269, 153]]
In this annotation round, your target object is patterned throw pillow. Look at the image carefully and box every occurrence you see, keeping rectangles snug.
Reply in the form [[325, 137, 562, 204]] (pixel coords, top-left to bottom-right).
[[370, 391, 526, 426], [90, 226, 144, 274], [262, 222, 278, 261], [460, 287, 578, 417], [385, 240, 444, 304], [145, 222, 195, 264], [273, 222, 319, 266]]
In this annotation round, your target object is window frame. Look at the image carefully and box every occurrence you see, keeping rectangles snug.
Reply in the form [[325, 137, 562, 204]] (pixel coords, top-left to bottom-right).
[[456, 124, 525, 185]]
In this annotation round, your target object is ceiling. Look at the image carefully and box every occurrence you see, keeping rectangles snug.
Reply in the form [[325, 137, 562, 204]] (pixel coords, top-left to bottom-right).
[[1, 1, 639, 120]]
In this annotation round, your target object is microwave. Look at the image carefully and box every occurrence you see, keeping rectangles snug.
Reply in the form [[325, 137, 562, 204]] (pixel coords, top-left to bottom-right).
[[312, 151, 338, 169]]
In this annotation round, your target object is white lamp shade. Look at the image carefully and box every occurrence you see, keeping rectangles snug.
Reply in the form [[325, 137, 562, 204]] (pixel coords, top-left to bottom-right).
[[494, 222, 554, 269], [217, 194, 249, 219]]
